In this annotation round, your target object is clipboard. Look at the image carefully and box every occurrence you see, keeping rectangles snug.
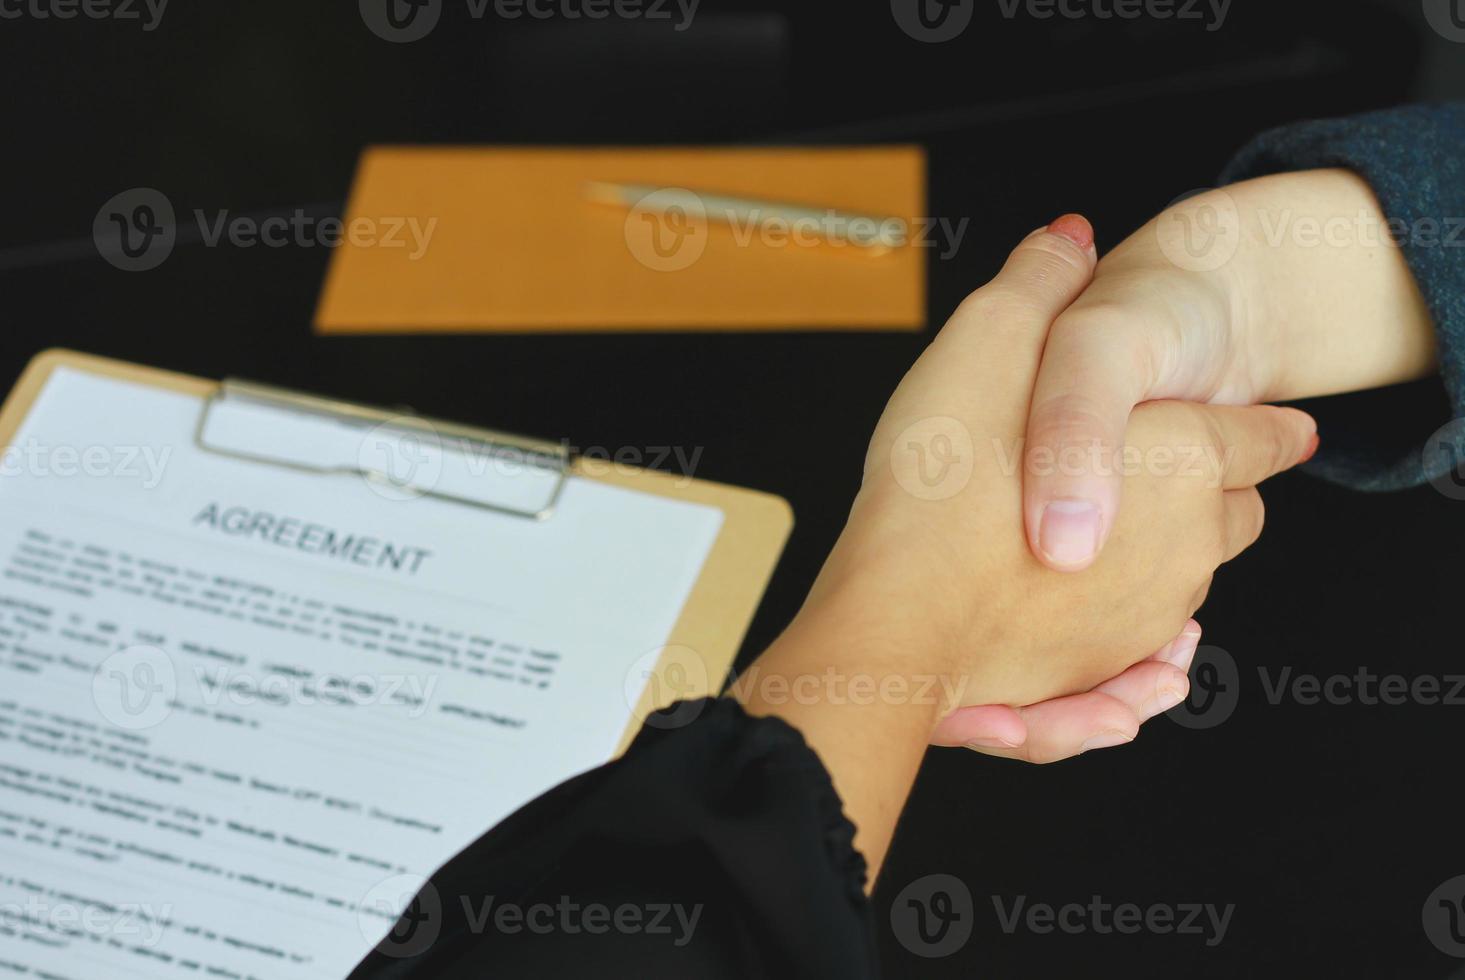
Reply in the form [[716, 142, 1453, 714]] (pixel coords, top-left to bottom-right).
[[0, 349, 793, 754]]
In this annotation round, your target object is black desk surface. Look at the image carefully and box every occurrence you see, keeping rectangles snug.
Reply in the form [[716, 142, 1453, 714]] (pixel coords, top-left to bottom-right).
[[3, 2, 1461, 976]]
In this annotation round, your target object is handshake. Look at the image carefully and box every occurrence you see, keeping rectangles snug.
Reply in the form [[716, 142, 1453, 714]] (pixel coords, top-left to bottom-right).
[[798, 169, 1435, 765]]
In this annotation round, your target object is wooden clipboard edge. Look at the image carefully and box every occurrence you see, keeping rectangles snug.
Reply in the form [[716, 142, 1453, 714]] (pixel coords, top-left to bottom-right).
[[584, 460, 792, 756], [2, 349, 792, 759]]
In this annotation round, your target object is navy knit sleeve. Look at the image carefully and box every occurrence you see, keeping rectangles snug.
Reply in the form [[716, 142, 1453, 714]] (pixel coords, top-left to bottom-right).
[[1219, 103, 1465, 491]]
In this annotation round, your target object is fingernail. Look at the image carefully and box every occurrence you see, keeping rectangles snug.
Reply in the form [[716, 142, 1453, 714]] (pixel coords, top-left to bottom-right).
[[1038, 499, 1102, 568], [1046, 213, 1095, 251], [1142, 680, 1189, 721], [1299, 432, 1320, 464], [1157, 629, 1202, 670], [1080, 730, 1133, 753], [966, 736, 1022, 750]]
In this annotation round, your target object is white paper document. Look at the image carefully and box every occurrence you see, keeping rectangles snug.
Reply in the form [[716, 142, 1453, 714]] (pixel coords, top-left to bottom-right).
[[0, 368, 723, 979]]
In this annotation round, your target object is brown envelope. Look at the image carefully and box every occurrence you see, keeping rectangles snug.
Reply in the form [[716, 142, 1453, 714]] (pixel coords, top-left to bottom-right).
[[314, 146, 926, 333]]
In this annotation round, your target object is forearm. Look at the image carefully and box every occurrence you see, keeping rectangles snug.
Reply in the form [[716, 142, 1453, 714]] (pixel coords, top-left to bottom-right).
[[735, 571, 954, 882], [1125, 169, 1438, 402], [1228, 170, 1437, 399]]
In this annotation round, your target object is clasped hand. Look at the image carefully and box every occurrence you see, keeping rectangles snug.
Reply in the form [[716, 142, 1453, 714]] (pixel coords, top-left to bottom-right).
[[806, 213, 1316, 762]]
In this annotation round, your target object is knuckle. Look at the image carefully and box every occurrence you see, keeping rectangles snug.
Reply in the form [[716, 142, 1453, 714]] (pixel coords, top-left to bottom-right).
[[997, 239, 1091, 301], [1053, 296, 1171, 389], [1240, 488, 1266, 548], [1257, 422, 1290, 477], [1052, 301, 1138, 343], [1217, 521, 1235, 563], [1024, 744, 1067, 765], [1248, 488, 1266, 534], [1027, 397, 1116, 479], [1184, 514, 1227, 567], [953, 285, 1042, 325], [1047, 306, 1154, 378], [1131, 400, 1210, 456], [1213, 497, 1236, 559], [1030, 394, 1113, 446], [1009, 234, 1091, 276], [1189, 574, 1214, 615], [1196, 404, 1229, 456]]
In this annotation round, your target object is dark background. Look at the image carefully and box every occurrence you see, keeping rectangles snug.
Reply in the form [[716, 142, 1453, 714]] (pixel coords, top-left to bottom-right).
[[3, 1, 1463, 976]]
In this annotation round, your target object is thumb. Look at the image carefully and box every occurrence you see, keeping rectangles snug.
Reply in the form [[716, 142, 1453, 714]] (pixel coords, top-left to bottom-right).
[[987, 213, 1100, 321], [1021, 306, 1151, 570], [943, 214, 1099, 348]]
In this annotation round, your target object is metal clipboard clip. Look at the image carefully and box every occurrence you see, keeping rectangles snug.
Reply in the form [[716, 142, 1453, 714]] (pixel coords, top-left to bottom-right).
[[194, 379, 572, 520]]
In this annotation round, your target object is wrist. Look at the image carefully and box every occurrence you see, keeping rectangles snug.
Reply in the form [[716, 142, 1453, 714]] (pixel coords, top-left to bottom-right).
[[759, 540, 975, 710], [739, 601, 947, 879], [808, 503, 979, 675], [1219, 170, 1437, 400], [1115, 191, 1273, 402]]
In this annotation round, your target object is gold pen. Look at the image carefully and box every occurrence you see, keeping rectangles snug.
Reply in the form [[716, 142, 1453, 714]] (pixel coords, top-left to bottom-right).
[[584, 181, 906, 255]]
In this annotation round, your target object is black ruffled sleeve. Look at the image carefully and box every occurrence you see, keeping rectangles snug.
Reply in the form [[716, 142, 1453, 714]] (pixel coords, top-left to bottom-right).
[[348, 697, 877, 980]]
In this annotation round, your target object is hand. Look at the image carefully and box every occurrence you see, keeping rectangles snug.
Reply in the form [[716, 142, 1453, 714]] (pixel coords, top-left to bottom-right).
[[1022, 170, 1436, 572], [815, 219, 1317, 709], [743, 216, 1315, 872], [959, 171, 1433, 761], [928, 621, 1199, 762]]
